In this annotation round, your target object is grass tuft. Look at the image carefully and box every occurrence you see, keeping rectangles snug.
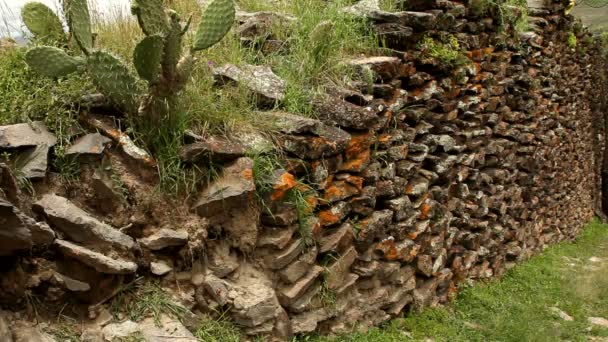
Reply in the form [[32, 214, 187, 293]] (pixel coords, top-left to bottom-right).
[[109, 280, 188, 324], [194, 312, 242, 342]]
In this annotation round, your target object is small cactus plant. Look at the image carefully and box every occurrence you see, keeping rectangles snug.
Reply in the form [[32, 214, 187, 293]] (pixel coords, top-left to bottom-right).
[[22, 0, 235, 120]]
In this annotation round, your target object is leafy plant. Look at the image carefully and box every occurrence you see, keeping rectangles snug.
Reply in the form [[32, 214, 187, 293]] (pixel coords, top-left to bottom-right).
[[567, 32, 578, 49], [418, 34, 469, 69], [22, 0, 235, 122]]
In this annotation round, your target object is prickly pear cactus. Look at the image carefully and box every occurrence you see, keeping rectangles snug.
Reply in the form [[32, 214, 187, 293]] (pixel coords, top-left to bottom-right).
[[87, 51, 143, 113], [25, 46, 84, 77], [134, 35, 164, 82], [193, 0, 236, 51], [22, 0, 235, 123], [64, 0, 93, 53], [21, 2, 65, 43], [131, 0, 169, 35]]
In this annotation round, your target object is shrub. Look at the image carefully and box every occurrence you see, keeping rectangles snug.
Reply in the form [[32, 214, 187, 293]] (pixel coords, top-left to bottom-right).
[[418, 34, 469, 69]]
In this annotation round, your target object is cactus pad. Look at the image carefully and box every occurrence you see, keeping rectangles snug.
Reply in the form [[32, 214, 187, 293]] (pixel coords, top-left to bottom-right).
[[88, 51, 142, 112], [131, 0, 168, 35], [25, 46, 84, 78], [21, 2, 65, 42], [134, 35, 164, 82], [65, 0, 93, 53], [192, 0, 235, 51], [162, 11, 184, 80]]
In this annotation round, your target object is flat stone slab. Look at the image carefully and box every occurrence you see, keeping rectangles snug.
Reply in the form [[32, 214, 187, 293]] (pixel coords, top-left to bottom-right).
[[150, 261, 172, 276], [66, 133, 112, 156], [0, 199, 55, 256], [55, 239, 137, 274], [139, 229, 188, 250], [214, 64, 286, 105], [139, 315, 197, 342], [34, 194, 134, 250], [266, 112, 351, 159], [179, 135, 245, 163], [0, 121, 57, 149], [193, 157, 256, 217], [17, 145, 50, 179]]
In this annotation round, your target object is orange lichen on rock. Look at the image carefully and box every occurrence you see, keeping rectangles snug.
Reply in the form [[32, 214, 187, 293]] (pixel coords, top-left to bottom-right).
[[241, 169, 254, 180], [345, 175, 364, 191], [318, 210, 341, 226], [419, 202, 432, 220], [270, 172, 297, 201], [341, 133, 375, 172]]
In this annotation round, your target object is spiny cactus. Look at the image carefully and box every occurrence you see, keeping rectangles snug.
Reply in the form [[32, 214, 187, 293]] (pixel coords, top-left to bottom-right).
[[25, 46, 84, 77], [22, 0, 235, 122], [64, 0, 93, 52], [21, 2, 65, 43]]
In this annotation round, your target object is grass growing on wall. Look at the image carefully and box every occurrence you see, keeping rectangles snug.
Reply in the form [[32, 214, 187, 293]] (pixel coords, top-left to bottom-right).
[[0, 0, 380, 194], [307, 219, 608, 341]]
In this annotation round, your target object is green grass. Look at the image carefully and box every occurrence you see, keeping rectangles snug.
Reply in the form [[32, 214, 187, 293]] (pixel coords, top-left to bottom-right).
[[308, 219, 608, 341], [194, 312, 242, 342], [109, 280, 189, 324]]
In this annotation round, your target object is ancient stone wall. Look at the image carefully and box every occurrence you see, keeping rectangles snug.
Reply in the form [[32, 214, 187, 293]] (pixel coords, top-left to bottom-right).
[[196, 0, 605, 336], [1, 0, 607, 340]]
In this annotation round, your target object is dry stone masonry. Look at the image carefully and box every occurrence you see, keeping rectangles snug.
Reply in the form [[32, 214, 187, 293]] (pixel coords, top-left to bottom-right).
[[0, 0, 607, 340]]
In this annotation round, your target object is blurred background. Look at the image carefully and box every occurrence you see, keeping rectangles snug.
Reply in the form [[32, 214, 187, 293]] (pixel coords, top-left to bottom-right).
[[0, 0, 607, 41]]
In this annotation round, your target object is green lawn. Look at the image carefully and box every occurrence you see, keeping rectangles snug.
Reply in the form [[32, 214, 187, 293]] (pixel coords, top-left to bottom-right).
[[310, 220, 608, 342]]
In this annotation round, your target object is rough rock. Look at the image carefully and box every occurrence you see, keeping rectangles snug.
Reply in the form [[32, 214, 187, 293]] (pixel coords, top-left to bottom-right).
[[0, 163, 19, 203], [346, 56, 406, 81], [258, 225, 297, 249], [313, 95, 382, 130], [214, 64, 286, 106], [207, 241, 240, 277], [139, 229, 188, 250], [11, 323, 56, 342], [139, 315, 197, 342], [232, 281, 281, 328], [267, 112, 351, 159], [236, 11, 296, 41], [549, 307, 573, 321], [326, 246, 358, 289], [57, 272, 91, 292], [179, 136, 245, 163], [277, 265, 324, 306], [55, 240, 137, 274], [0, 312, 11, 342], [85, 116, 156, 168], [0, 198, 54, 256], [0, 200, 33, 255], [588, 317, 608, 328], [34, 194, 134, 250], [261, 239, 305, 270], [101, 321, 139, 341], [0, 121, 57, 148], [66, 133, 112, 156], [291, 309, 331, 334], [319, 223, 355, 254], [193, 157, 255, 217], [150, 261, 173, 276], [16, 145, 50, 179]]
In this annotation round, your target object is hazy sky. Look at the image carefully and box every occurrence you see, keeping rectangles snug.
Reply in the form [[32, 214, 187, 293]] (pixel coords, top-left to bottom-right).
[[1, 0, 130, 37]]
